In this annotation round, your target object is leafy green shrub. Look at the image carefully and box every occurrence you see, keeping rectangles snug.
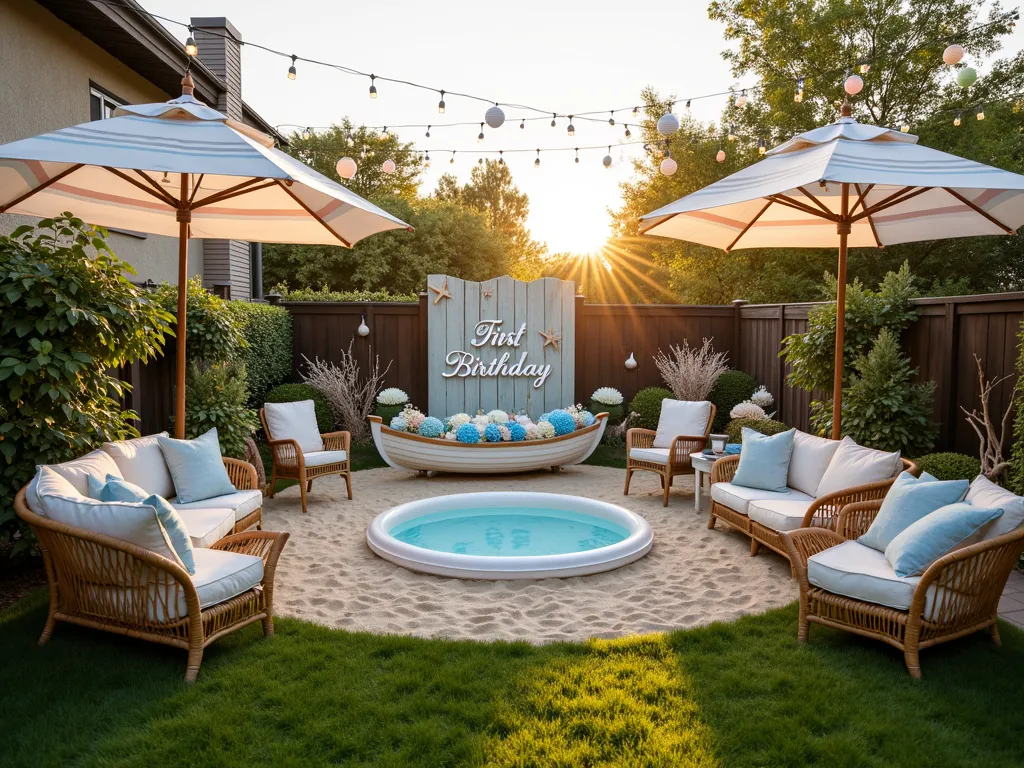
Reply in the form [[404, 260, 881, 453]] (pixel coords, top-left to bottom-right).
[[184, 362, 257, 459], [628, 387, 674, 431], [709, 370, 756, 432], [265, 383, 334, 433], [915, 453, 981, 481], [225, 301, 293, 407], [271, 283, 419, 303], [0, 216, 173, 556], [153, 276, 244, 363], [812, 328, 938, 455], [726, 418, 790, 443]]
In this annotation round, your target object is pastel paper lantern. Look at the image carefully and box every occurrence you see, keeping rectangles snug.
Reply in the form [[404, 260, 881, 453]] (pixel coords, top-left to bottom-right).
[[659, 157, 677, 175], [485, 105, 506, 129], [943, 44, 965, 65], [335, 156, 357, 179], [956, 67, 977, 88], [657, 113, 679, 136], [716, 149, 726, 163], [381, 159, 396, 174], [843, 74, 864, 95]]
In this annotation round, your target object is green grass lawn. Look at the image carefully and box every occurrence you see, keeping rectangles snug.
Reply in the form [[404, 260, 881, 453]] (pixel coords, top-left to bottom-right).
[[3, 588, 1023, 767]]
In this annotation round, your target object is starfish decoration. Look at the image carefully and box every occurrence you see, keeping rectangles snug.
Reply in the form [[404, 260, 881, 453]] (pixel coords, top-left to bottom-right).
[[482, 288, 492, 299], [539, 327, 561, 351], [428, 277, 452, 305]]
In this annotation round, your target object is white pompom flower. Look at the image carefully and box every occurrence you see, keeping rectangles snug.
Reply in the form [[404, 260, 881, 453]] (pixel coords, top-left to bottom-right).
[[449, 413, 472, 430], [730, 401, 767, 420], [487, 409, 510, 425], [591, 387, 624, 406], [376, 387, 409, 406], [750, 385, 774, 408]]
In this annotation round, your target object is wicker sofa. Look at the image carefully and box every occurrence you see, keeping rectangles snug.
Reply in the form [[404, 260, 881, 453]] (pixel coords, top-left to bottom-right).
[[708, 432, 917, 562], [783, 476, 1024, 678]]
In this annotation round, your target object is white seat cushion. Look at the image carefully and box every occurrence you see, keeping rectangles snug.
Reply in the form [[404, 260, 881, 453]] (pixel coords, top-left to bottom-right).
[[747, 498, 814, 532], [302, 450, 349, 467], [628, 447, 670, 465], [102, 433, 176, 500], [788, 431, 840, 497], [264, 400, 325, 453], [815, 437, 902, 498], [172, 489, 263, 523], [175, 507, 236, 548], [653, 400, 712, 448], [710, 482, 812, 516], [808, 539, 938, 613]]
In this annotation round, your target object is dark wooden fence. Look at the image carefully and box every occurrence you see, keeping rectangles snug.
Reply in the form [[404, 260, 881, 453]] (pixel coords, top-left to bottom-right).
[[130, 292, 1024, 456]]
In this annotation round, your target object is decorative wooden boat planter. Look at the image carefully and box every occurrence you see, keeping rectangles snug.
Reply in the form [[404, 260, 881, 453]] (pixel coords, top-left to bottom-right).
[[368, 413, 608, 474]]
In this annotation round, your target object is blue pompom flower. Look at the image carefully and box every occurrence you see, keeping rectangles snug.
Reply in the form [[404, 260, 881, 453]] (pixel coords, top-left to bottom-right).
[[389, 416, 408, 431], [509, 423, 527, 441], [539, 412, 551, 423], [582, 411, 596, 427], [546, 409, 576, 436], [456, 423, 480, 443], [418, 416, 445, 438], [484, 424, 502, 442]]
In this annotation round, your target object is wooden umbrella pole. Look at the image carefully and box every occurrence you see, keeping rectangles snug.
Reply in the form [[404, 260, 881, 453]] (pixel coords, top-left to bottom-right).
[[175, 173, 190, 439], [832, 182, 850, 439]]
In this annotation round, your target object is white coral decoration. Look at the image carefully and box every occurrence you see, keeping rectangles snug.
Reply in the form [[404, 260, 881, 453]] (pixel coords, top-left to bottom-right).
[[498, 425, 512, 441], [487, 409, 509, 424], [749, 385, 774, 408], [525, 424, 541, 440], [591, 387, 624, 406], [730, 401, 767, 420], [376, 387, 408, 406], [444, 431, 457, 441], [537, 421, 555, 439], [476, 423, 487, 436], [449, 413, 471, 430], [515, 414, 533, 426], [472, 414, 489, 427]]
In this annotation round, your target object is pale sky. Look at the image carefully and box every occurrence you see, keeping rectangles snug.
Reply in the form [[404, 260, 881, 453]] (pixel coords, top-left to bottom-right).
[[143, 0, 1021, 254]]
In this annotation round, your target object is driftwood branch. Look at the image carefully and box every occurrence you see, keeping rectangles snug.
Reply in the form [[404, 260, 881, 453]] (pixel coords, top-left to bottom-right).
[[960, 353, 1014, 481]]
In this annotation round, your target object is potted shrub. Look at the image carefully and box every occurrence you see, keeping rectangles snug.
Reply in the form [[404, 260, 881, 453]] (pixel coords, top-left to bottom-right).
[[375, 387, 409, 423], [590, 387, 625, 425]]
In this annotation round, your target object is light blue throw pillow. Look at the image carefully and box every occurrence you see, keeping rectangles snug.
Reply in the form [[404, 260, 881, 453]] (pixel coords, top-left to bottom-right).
[[95, 474, 149, 503], [732, 427, 796, 493], [885, 502, 1003, 577], [859, 471, 968, 552], [156, 428, 236, 504], [143, 494, 196, 575]]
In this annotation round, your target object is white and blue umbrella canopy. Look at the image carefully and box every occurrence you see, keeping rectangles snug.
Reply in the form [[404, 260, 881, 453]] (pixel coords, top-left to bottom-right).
[[0, 89, 411, 246], [640, 116, 1024, 250]]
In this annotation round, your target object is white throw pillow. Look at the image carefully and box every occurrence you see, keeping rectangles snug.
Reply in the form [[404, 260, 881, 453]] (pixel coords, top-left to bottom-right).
[[103, 433, 176, 500], [815, 437, 902, 498], [34, 467, 182, 567], [653, 400, 712, 449], [965, 475, 1024, 541], [43, 449, 123, 498], [264, 400, 325, 454], [788, 431, 841, 497]]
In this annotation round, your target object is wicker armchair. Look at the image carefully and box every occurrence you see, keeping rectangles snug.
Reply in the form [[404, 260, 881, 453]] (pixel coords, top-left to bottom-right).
[[221, 456, 263, 532], [708, 454, 918, 561], [14, 486, 289, 682], [624, 404, 716, 507], [784, 524, 1024, 678], [260, 408, 352, 513]]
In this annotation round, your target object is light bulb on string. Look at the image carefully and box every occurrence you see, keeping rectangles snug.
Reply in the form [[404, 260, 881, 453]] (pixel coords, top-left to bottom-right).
[[736, 89, 747, 108], [477, 123, 485, 143], [301, 127, 311, 140], [425, 125, 431, 138], [450, 151, 456, 165], [728, 124, 737, 141], [534, 149, 540, 168], [424, 152, 431, 168], [900, 120, 910, 133], [632, 106, 639, 116], [438, 90, 446, 114], [567, 116, 575, 137], [624, 124, 631, 139], [498, 150, 504, 165], [551, 113, 557, 128], [369, 74, 377, 99], [758, 137, 766, 155], [857, 58, 871, 74], [185, 26, 198, 57], [953, 111, 962, 126], [478, 157, 483, 165], [520, 119, 525, 129], [574, 148, 579, 164], [287, 55, 297, 80], [794, 77, 805, 103], [977, 106, 985, 120], [161, 171, 170, 184], [603, 146, 612, 168], [685, 99, 691, 111]]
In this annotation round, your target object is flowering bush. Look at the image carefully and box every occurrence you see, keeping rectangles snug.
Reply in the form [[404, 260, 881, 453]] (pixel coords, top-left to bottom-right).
[[377, 387, 408, 406], [730, 401, 767, 420], [591, 387, 624, 406]]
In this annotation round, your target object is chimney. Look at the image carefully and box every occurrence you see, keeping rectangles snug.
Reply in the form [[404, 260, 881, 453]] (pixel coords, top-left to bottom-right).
[[190, 17, 243, 120]]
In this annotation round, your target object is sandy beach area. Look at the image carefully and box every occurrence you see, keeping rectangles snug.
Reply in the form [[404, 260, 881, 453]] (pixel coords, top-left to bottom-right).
[[263, 465, 796, 643]]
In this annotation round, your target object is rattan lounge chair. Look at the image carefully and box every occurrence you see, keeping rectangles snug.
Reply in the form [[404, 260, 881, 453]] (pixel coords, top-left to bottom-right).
[[14, 486, 289, 682], [624, 402, 716, 507]]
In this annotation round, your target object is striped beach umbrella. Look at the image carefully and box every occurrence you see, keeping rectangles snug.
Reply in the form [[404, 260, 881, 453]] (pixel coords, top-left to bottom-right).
[[0, 73, 411, 438], [640, 102, 1024, 438]]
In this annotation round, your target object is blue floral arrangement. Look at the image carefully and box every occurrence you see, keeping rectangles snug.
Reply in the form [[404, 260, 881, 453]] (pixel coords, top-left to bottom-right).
[[484, 424, 502, 443], [508, 422, 526, 441], [389, 416, 408, 431], [546, 409, 576, 436], [456, 423, 480, 443], [418, 416, 445, 438], [539, 412, 551, 423], [582, 412, 596, 427]]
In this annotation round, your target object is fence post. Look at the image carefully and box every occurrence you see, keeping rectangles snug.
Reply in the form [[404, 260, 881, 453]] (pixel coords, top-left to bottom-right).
[[418, 292, 428, 410], [731, 299, 747, 369], [777, 304, 787, 425], [575, 293, 586, 403], [941, 301, 959, 451]]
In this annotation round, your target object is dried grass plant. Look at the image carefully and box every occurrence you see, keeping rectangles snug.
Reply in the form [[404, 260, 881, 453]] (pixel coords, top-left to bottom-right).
[[301, 341, 391, 443], [654, 338, 730, 401]]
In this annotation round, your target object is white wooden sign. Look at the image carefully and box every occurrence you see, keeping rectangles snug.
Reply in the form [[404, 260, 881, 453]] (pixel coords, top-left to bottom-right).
[[427, 274, 575, 418]]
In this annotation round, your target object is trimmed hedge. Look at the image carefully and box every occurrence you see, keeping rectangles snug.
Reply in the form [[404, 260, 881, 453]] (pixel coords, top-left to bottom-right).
[[265, 384, 334, 433], [709, 370, 756, 432], [914, 452, 981, 481], [273, 284, 419, 303], [225, 301, 293, 407], [726, 417, 790, 444], [628, 387, 674, 431]]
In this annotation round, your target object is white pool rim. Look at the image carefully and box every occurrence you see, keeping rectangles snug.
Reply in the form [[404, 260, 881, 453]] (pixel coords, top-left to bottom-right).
[[366, 491, 653, 580]]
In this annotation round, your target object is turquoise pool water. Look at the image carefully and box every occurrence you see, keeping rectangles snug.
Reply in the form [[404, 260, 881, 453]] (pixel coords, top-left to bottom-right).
[[389, 507, 629, 557]]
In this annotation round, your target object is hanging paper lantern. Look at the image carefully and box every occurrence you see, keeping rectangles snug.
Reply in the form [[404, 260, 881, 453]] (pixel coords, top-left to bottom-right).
[[716, 149, 726, 163], [657, 113, 679, 136], [943, 44, 965, 65], [843, 74, 864, 95], [956, 67, 977, 87], [602, 154, 613, 168], [381, 159, 396, 174], [485, 105, 506, 129], [659, 157, 677, 175], [335, 156, 357, 179]]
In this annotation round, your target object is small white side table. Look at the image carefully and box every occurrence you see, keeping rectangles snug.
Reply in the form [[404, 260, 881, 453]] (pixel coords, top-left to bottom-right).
[[690, 452, 719, 511]]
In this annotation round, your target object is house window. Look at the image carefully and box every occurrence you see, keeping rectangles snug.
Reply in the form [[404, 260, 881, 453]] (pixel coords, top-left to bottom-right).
[[89, 86, 125, 121]]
